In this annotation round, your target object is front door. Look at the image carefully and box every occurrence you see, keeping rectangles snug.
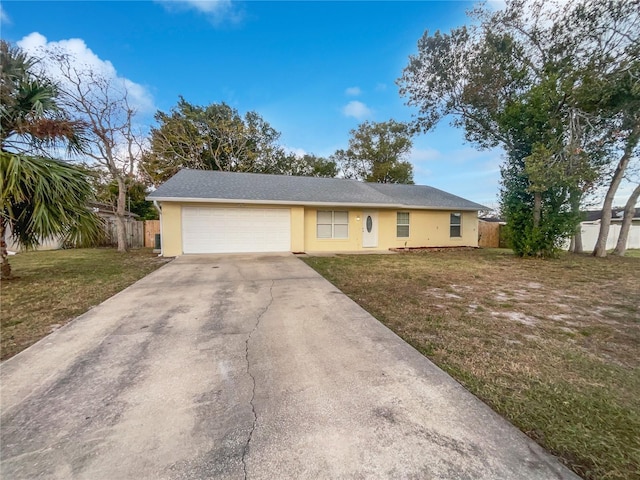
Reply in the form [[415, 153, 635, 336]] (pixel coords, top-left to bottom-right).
[[362, 211, 378, 248]]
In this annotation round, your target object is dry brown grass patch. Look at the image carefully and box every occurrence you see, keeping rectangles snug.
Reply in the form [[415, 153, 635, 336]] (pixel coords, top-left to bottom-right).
[[1, 248, 170, 360], [304, 248, 640, 480]]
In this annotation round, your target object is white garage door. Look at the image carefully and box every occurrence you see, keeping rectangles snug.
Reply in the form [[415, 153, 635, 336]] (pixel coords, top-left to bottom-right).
[[182, 207, 291, 254]]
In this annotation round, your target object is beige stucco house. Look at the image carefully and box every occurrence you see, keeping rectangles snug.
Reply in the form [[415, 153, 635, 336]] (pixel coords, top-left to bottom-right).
[[147, 170, 486, 256]]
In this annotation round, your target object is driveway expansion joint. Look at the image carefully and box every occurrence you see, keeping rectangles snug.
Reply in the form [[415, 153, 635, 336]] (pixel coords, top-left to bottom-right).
[[241, 279, 275, 479]]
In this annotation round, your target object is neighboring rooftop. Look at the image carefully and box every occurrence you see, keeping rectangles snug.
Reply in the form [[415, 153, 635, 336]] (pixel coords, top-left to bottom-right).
[[479, 216, 506, 223], [584, 208, 640, 222], [148, 169, 487, 211], [89, 201, 138, 218]]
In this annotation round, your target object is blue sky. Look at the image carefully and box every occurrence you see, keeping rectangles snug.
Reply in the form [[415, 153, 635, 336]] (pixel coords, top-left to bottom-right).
[[2, 1, 512, 207]]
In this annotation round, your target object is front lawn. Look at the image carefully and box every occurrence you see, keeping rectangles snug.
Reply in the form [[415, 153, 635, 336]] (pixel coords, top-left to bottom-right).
[[304, 249, 640, 480], [1, 248, 170, 360]]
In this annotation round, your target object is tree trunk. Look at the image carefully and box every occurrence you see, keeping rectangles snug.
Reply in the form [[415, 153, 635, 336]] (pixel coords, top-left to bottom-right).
[[0, 222, 12, 280], [613, 183, 640, 256], [573, 225, 583, 254], [533, 191, 542, 228], [593, 126, 639, 257], [570, 190, 583, 254], [115, 176, 128, 253]]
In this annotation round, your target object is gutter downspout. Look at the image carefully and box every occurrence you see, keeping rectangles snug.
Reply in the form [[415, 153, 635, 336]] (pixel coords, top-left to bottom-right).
[[153, 201, 163, 257]]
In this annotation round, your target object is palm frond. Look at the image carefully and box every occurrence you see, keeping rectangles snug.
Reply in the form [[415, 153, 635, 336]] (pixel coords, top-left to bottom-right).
[[0, 151, 103, 250], [1, 40, 85, 156]]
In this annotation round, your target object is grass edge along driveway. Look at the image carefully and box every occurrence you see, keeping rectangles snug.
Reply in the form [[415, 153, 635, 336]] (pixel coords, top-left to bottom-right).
[[1, 248, 170, 360], [303, 249, 640, 480]]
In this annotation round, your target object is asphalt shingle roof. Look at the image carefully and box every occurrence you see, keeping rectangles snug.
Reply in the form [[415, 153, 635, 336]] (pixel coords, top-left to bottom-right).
[[148, 169, 487, 211], [584, 208, 640, 222]]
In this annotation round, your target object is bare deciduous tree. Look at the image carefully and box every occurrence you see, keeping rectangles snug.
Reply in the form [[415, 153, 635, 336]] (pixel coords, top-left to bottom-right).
[[52, 53, 144, 252]]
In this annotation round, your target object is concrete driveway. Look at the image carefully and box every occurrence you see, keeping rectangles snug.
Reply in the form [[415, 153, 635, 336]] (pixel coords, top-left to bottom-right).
[[1, 254, 580, 479]]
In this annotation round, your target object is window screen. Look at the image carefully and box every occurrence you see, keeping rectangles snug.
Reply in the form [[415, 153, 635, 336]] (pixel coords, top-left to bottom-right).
[[450, 212, 461, 237], [397, 212, 410, 238], [317, 211, 349, 239]]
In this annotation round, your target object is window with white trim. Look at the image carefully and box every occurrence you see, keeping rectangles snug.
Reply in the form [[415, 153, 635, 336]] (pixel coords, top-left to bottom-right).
[[450, 212, 462, 237], [397, 212, 410, 238], [317, 211, 349, 239]]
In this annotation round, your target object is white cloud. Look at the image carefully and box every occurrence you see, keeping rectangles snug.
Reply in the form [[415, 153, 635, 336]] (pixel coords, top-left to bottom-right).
[[450, 147, 492, 164], [375, 83, 387, 92], [409, 147, 441, 163], [155, 0, 242, 24], [410, 146, 500, 166], [413, 165, 433, 177], [175, 0, 231, 13], [342, 101, 372, 120], [17, 32, 155, 114], [284, 146, 307, 159], [0, 5, 10, 24], [345, 86, 361, 96], [481, 155, 503, 175]]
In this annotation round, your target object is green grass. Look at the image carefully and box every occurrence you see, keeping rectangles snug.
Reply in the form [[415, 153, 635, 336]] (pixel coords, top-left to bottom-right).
[[1, 248, 169, 360], [303, 248, 640, 480]]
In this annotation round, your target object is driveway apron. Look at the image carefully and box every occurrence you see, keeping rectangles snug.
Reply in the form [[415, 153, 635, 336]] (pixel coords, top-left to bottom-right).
[[0, 254, 580, 479]]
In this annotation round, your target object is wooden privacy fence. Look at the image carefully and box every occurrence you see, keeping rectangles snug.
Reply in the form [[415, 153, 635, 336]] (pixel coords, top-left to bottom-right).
[[144, 220, 161, 248], [478, 221, 501, 248], [101, 218, 144, 248]]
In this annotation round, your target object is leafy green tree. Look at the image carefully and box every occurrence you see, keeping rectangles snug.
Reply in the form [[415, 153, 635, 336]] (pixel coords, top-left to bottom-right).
[[496, 76, 599, 256], [334, 120, 414, 184], [398, 0, 634, 257], [142, 98, 286, 185], [141, 98, 339, 184], [119, 180, 159, 220], [301, 154, 338, 178], [0, 41, 101, 279], [273, 153, 338, 178], [396, 23, 571, 255], [92, 173, 159, 220], [571, 38, 640, 256]]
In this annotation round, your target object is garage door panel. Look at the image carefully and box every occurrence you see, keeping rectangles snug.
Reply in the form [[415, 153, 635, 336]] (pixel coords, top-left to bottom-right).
[[182, 207, 291, 254]]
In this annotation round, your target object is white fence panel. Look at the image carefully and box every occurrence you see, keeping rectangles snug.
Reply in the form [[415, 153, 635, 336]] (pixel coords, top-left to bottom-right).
[[569, 223, 640, 251]]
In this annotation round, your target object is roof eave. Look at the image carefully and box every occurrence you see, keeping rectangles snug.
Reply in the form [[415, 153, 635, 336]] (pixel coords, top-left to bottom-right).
[[146, 196, 485, 211]]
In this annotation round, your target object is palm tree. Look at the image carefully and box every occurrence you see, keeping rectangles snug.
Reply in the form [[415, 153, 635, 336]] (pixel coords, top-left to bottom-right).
[[1, 41, 102, 279]]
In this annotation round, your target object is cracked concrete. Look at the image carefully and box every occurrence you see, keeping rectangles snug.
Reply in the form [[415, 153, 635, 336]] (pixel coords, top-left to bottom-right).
[[1, 253, 581, 479], [242, 280, 274, 479]]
